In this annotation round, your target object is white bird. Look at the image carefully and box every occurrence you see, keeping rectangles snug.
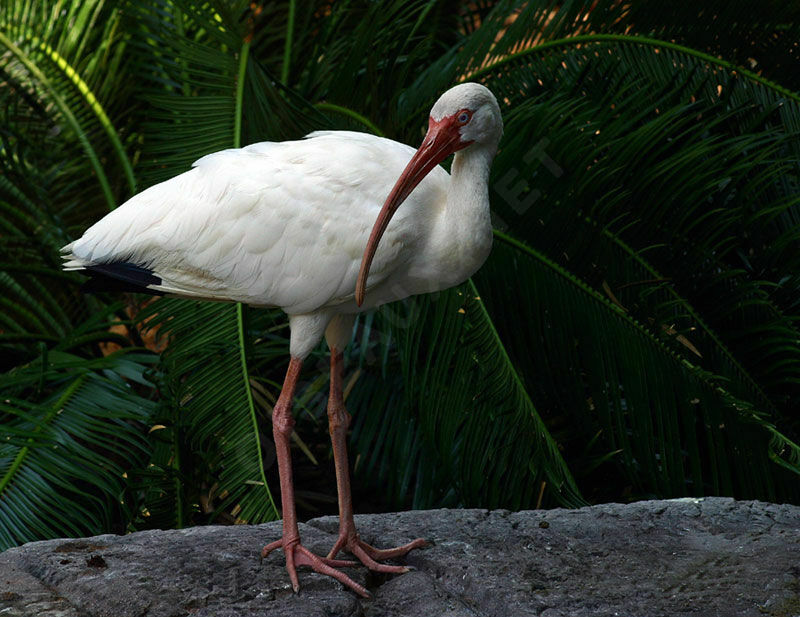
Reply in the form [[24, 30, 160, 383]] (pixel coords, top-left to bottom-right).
[[62, 82, 503, 596]]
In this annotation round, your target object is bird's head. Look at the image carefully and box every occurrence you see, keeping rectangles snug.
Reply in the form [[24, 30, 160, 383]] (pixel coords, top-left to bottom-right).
[[355, 83, 502, 306], [428, 82, 503, 153]]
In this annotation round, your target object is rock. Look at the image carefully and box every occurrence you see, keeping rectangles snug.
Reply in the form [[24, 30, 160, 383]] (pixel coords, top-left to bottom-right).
[[1, 498, 798, 617]]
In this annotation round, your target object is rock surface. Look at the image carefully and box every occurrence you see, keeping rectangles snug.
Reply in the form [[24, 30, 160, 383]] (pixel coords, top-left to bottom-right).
[[1, 497, 799, 617]]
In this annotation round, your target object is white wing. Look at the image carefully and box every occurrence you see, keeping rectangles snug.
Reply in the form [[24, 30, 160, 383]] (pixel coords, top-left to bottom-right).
[[62, 131, 448, 314]]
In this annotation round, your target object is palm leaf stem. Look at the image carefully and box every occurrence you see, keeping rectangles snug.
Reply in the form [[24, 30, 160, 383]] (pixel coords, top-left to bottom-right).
[[469, 34, 800, 104], [234, 39, 250, 149], [464, 278, 583, 502], [0, 31, 116, 210], [35, 38, 136, 194], [233, 41, 275, 516], [237, 303, 276, 516], [0, 374, 87, 495], [314, 102, 384, 136], [281, 0, 295, 85]]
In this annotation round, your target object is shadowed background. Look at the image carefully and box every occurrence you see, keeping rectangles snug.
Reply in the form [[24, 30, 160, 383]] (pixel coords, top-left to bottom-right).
[[1, 0, 799, 550]]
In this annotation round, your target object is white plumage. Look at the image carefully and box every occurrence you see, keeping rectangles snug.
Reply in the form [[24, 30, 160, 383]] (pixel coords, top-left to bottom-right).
[[65, 133, 432, 308], [62, 83, 503, 359]]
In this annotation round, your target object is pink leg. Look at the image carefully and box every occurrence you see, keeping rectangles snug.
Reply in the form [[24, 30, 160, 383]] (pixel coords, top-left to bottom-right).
[[261, 356, 369, 597], [325, 349, 427, 571]]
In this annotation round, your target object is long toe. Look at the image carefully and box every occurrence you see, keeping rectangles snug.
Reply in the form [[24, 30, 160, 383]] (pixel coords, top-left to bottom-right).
[[350, 543, 410, 574], [262, 539, 368, 597], [328, 533, 427, 572], [359, 537, 428, 561]]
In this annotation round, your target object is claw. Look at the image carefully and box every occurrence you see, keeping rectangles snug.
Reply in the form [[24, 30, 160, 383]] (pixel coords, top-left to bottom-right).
[[262, 538, 369, 597], [327, 533, 427, 575]]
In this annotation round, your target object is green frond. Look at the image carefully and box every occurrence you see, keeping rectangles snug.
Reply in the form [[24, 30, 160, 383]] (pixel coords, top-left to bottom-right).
[[405, 0, 800, 112], [477, 235, 799, 501], [3, 0, 800, 548], [138, 299, 277, 523], [351, 284, 584, 510], [0, 1, 136, 206], [0, 351, 157, 550], [483, 42, 800, 414], [117, 0, 333, 526], [0, 0, 140, 357]]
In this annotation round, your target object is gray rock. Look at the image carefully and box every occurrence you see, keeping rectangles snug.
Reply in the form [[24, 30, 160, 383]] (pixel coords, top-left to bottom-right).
[[1, 498, 798, 617]]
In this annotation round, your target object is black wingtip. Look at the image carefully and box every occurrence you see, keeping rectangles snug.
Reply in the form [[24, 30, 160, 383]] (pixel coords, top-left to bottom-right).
[[80, 262, 165, 296]]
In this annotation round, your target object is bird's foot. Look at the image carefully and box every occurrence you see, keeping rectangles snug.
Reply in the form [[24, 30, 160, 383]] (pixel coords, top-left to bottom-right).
[[326, 530, 428, 574], [261, 536, 370, 597]]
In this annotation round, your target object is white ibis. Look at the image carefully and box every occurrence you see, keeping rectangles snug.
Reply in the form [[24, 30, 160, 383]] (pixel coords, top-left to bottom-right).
[[61, 82, 503, 596]]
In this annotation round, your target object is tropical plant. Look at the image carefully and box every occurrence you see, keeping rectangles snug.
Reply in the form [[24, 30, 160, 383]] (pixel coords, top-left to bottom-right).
[[1, 0, 799, 550]]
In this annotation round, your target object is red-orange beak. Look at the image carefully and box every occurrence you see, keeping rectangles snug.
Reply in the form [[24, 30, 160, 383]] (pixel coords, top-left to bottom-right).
[[355, 115, 470, 306]]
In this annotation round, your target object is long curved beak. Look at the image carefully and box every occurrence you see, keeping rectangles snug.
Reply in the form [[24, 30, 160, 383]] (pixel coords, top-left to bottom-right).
[[355, 116, 467, 306]]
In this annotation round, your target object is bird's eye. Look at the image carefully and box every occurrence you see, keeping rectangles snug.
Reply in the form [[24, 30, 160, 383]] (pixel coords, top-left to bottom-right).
[[456, 110, 472, 124]]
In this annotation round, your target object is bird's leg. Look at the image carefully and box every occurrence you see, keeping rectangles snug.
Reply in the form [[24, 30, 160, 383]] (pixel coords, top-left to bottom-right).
[[325, 349, 427, 571], [260, 356, 369, 597]]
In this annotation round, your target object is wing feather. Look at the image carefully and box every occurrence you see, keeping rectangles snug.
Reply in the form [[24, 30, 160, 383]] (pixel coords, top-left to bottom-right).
[[62, 131, 448, 313]]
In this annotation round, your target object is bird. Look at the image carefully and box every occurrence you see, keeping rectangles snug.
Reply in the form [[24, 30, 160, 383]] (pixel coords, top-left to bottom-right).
[[61, 82, 503, 596]]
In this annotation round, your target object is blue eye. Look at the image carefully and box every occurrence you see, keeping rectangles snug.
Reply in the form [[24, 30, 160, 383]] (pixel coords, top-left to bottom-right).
[[457, 111, 471, 124]]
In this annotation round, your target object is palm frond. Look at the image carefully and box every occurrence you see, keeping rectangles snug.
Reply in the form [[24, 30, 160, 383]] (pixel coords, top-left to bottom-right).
[[350, 284, 584, 510], [404, 0, 800, 113], [0, 0, 136, 208], [3, 0, 800, 548], [477, 40, 800, 418], [0, 350, 156, 550], [288, 0, 465, 137], [0, 0, 138, 362], [482, 237, 800, 500], [351, 6, 800, 506], [137, 299, 278, 523], [119, 0, 342, 526]]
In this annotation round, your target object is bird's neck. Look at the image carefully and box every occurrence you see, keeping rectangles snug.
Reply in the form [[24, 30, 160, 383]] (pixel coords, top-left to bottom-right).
[[447, 141, 495, 234], [453, 140, 494, 188], [430, 143, 496, 284]]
